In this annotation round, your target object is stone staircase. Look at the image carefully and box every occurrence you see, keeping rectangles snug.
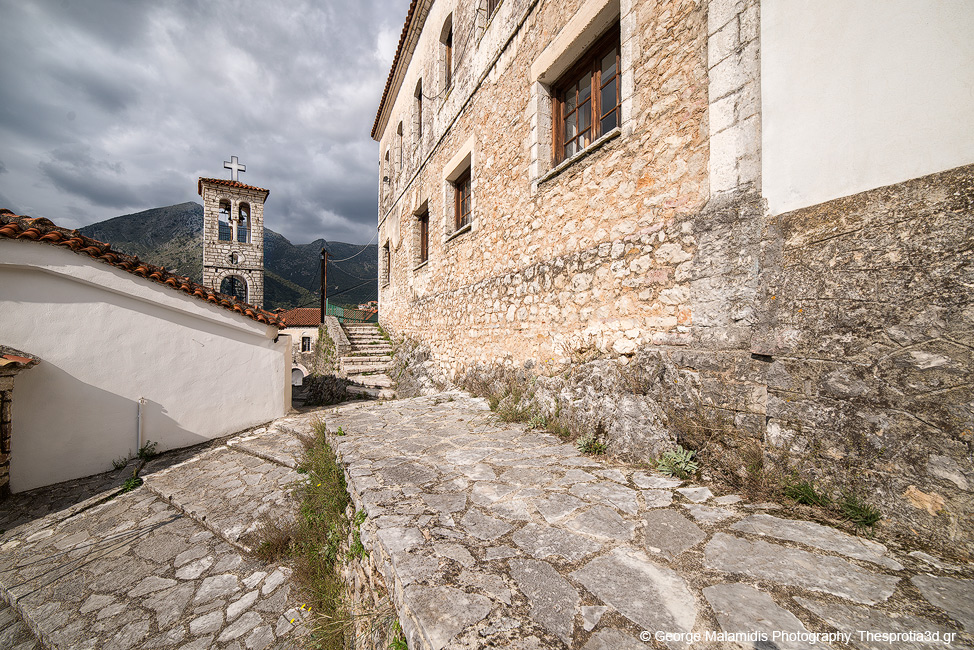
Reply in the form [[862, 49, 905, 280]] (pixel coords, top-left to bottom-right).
[[339, 322, 395, 400]]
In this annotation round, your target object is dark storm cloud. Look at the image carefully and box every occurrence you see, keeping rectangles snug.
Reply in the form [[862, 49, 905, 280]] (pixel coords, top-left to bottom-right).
[[0, 0, 409, 243]]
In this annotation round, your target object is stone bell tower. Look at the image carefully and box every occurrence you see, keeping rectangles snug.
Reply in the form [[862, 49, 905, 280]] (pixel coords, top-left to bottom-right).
[[199, 156, 269, 307]]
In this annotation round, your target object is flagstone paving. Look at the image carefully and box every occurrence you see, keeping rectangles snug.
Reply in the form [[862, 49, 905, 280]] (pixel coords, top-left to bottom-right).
[[2, 391, 973, 650], [0, 423, 310, 650], [312, 391, 974, 650]]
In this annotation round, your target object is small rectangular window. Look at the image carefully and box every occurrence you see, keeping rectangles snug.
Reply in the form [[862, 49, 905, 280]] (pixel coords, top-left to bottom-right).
[[418, 210, 429, 263], [301, 336, 311, 352], [487, 0, 501, 19], [382, 242, 391, 284], [454, 170, 472, 231]]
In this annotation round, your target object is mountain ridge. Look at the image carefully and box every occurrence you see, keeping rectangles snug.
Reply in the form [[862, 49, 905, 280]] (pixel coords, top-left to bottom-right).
[[78, 202, 377, 311]]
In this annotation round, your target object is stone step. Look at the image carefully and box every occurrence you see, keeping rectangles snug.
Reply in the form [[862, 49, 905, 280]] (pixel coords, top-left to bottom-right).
[[347, 373, 393, 388], [348, 337, 386, 343], [142, 445, 300, 553], [347, 347, 393, 355], [340, 355, 392, 364], [342, 364, 392, 375], [347, 385, 396, 400]]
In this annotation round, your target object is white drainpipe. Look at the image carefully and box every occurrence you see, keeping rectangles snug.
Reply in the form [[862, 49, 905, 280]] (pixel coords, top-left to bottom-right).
[[137, 397, 146, 456]]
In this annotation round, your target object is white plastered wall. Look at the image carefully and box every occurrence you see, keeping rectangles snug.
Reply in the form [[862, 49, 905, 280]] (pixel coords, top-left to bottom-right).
[[761, 0, 974, 215], [0, 239, 290, 492]]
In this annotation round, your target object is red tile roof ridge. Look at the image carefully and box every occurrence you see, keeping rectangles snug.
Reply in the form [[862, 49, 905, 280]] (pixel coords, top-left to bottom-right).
[[197, 177, 270, 196], [0, 210, 283, 327]]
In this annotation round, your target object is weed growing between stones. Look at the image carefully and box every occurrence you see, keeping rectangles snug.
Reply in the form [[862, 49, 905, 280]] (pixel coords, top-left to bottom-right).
[[839, 491, 883, 531], [137, 440, 158, 460], [112, 457, 127, 470], [655, 445, 699, 479], [576, 433, 607, 455], [782, 476, 832, 508], [251, 417, 403, 648], [348, 509, 367, 560]]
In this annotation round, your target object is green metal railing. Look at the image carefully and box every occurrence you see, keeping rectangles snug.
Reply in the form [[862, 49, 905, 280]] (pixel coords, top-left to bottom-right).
[[325, 303, 378, 323]]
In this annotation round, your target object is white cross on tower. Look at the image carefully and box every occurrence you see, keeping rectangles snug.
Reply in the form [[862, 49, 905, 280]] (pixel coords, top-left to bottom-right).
[[223, 156, 246, 182]]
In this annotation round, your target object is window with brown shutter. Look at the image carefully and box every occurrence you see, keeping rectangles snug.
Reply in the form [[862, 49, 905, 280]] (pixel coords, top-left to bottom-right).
[[553, 26, 620, 164]]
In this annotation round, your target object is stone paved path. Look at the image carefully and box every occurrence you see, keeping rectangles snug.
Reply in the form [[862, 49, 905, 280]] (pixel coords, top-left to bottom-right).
[[0, 422, 310, 650], [3, 392, 972, 650], [311, 392, 974, 650]]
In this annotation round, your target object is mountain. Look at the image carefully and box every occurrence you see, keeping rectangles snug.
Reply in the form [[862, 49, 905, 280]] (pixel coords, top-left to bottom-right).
[[78, 202, 378, 311]]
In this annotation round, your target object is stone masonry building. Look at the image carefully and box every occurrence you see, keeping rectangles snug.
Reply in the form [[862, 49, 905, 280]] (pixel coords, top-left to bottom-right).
[[200, 177, 269, 308], [372, 0, 974, 549]]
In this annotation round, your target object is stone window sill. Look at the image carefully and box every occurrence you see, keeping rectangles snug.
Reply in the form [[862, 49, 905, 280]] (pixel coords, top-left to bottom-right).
[[444, 222, 472, 244], [413, 260, 429, 272], [537, 127, 621, 187]]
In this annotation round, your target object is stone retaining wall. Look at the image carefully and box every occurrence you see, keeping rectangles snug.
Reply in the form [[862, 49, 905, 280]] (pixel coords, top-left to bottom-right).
[[390, 165, 974, 555]]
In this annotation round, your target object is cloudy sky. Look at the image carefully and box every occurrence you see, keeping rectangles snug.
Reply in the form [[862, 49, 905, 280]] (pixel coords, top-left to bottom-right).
[[0, 0, 410, 245]]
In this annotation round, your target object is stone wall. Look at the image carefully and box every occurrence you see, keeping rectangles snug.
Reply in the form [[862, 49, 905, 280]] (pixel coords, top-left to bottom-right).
[[755, 165, 974, 553], [378, 0, 710, 372]]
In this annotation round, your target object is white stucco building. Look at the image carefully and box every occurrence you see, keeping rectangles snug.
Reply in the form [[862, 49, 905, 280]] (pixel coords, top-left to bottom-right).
[[0, 211, 291, 493]]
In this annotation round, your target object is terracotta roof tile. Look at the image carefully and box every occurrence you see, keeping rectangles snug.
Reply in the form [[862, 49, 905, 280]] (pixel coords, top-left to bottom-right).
[[197, 177, 270, 196], [280, 308, 323, 327], [0, 346, 39, 371], [372, 0, 421, 140], [0, 210, 283, 327]]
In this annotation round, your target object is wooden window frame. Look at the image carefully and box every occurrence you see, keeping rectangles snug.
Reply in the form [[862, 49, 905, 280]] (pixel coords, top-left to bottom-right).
[[417, 209, 429, 264], [453, 169, 472, 231], [552, 25, 621, 165]]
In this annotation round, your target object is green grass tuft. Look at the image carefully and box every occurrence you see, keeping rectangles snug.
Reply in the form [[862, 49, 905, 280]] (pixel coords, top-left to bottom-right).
[[839, 491, 882, 530], [782, 477, 832, 508]]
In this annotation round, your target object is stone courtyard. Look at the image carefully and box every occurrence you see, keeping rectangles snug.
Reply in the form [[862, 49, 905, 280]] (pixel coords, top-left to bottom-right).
[[1, 392, 972, 649]]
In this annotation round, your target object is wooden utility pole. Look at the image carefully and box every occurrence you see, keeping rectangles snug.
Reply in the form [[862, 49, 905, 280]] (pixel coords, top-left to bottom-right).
[[320, 247, 328, 324]]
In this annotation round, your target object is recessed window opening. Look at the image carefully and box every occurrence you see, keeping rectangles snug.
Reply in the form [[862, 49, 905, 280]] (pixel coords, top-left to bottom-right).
[[554, 25, 620, 164], [415, 80, 423, 139], [382, 242, 391, 284], [441, 16, 454, 90], [454, 169, 472, 231], [487, 0, 501, 20], [237, 203, 251, 243], [218, 200, 232, 241], [417, 207, 429, 263], [397, 122, 404, 175], [301, 336, 312, 352]]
